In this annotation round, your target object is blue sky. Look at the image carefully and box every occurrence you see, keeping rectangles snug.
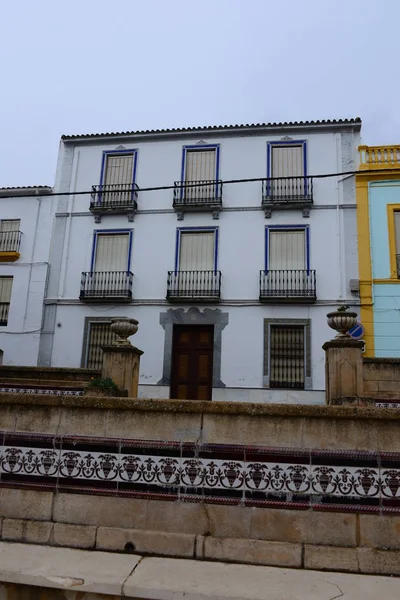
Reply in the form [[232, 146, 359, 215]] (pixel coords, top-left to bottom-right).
[[0, 0, 398, 186]]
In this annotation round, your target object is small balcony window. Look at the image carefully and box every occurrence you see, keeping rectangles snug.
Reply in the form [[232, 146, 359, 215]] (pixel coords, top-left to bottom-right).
[[173, 146, 222, 219], [90, 151, 138, 222], [262, 142, 313, 217], [0, 220, 22, 261]]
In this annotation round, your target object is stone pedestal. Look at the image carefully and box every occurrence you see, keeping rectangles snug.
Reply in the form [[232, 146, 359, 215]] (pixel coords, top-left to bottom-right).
[[102, 345, 143, 398], [322, 339, 365, 405]]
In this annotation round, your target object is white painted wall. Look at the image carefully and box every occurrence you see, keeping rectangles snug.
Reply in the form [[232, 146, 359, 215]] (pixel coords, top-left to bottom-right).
[[0, 192, 53, 365], [23, 124, 362, 401]]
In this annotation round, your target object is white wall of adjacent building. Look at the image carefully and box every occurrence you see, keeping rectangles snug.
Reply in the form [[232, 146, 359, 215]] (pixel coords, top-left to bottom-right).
[[0, 189, 53, 365]]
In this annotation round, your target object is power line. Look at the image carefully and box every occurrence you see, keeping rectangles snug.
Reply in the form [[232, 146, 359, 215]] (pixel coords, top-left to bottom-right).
[[0, 168, 395, 200]]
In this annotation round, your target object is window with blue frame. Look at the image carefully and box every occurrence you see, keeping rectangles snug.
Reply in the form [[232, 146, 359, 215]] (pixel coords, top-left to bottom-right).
[[97, 150, 137, 207], [266, 141, 308, 199], [265, 225, 310, 272], [91, 230, 133, 272]]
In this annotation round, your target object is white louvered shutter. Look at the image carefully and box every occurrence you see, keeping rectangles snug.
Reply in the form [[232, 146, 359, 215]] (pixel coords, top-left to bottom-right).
[[269, 231, 305, 270], [271, 145, 304, 197], [0, 220, 20, 231], [271, 146, 304, 178], [0, 277, 13, 302], [94, 234, 129, 271], [179, 232, 215, 271], [185, 149, 216, 201], [104, 154, 134, 186]]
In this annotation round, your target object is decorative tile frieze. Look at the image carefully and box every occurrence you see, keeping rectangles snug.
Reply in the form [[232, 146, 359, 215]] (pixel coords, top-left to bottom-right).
[[0, 432, 399, 512]]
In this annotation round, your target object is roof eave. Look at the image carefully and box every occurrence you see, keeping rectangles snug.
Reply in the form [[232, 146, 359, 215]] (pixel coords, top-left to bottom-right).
[[61, 119, 362, 143]]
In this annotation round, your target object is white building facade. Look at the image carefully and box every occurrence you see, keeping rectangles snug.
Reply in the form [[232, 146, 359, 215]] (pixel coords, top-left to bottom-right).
[[0, 186, 53, 366], [35, 119, 361, 403]]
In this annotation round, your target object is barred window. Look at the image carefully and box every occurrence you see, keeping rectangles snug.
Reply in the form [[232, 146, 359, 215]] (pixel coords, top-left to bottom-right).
[[270, 325, 305, 389]]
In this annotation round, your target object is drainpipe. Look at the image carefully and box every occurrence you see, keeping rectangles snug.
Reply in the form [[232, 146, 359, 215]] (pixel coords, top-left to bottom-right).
[[23, 191, 42, 328]]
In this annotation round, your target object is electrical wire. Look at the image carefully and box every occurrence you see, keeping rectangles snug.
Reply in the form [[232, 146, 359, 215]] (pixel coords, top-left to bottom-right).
[[0, 168, 395, 200]]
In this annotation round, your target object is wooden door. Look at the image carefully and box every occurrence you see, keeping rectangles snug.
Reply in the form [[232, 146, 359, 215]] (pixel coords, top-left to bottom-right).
[[170, 325, 214, 400]]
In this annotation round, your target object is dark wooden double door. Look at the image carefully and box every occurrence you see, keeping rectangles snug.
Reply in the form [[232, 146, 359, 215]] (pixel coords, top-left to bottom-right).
[[170, 325, 214, 400]]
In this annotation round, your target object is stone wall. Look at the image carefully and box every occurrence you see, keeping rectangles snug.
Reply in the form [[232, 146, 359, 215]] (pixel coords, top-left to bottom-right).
[[363, 357, 400, 400], [1, 394, 400, 575]]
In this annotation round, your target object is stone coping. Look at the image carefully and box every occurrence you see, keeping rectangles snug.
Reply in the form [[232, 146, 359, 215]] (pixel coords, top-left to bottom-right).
[[0, 542, 398, 599], [0, 392, 399, 419]]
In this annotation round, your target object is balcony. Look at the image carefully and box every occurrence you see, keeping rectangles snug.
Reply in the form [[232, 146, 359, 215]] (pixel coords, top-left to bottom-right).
[[90, 184, 138, 222], [0, 303, 10, 326], [167, 270, 221, 302], [359, 145, 400, 171], [259, 270, 317, 303], [80, 271, 133, 303], [262, 177, 313, 218], [173, 180, 223, 220], [0, 231, 22, 262]]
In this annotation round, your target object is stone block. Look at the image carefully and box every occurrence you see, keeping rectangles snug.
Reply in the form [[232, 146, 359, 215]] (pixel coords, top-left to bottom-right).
[[363, 362, 395, 381], [203, 536, 302, 567], [106, 409, 202, 442], [53, 493, 148, 529], [0, 489, 53, 521], [146, 499, 209, 535], [363, 380, 379, 393], [204, 504, 251, 539], [301, 417, 379, 452], [358, 547, 400, 575], [359, 515, 400, 549], [304, 545, 359, 572], [53, 523, 96, 549], [96, 527, 195, 557], [250, 508, 357, 547], [14, 407, 61, 434], [57, 407, 108, 437], [0, 406, 16, 432], [2, 519, 53, 544], [378, 380, 400, 392], [201, 413, 303, 447]]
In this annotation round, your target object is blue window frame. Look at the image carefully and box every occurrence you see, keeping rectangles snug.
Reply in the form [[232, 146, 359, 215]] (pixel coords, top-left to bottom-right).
[[90, 229, 133, 273], [99, 149, 138, 187], [174, 226, 219, 273], [265, 225, 310, 273]]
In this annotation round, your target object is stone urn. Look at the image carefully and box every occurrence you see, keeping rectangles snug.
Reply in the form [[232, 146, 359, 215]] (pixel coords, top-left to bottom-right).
[[110, 318, 138, 346], [327, 309, 357, 339]]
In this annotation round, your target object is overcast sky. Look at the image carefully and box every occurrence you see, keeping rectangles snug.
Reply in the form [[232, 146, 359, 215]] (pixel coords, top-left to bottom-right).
[[1, 0, 398, 187]]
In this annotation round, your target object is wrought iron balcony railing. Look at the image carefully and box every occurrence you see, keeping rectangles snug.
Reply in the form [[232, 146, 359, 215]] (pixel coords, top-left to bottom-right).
[[80, 271, 133, 302], [0, 231, 22, 254], [173, 180, 223, 218], [259, 269, 317, 303], [0, 302, 10, 326], [167, 270, 221, 301], [90, 184, 138, 222], [262, 177, 313, 217]]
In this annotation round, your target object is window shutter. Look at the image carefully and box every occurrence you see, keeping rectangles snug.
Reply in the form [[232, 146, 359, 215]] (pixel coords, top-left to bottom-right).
[[0, 277, 13, 303], [271, 145, 304, 178], [94, 234, 129, 272], [0, 220, 20, 232], [185, 149, 216, 182], [269, 230, 306, 270], [104, 154, 134, 186], [179, 232, 215, 271]]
